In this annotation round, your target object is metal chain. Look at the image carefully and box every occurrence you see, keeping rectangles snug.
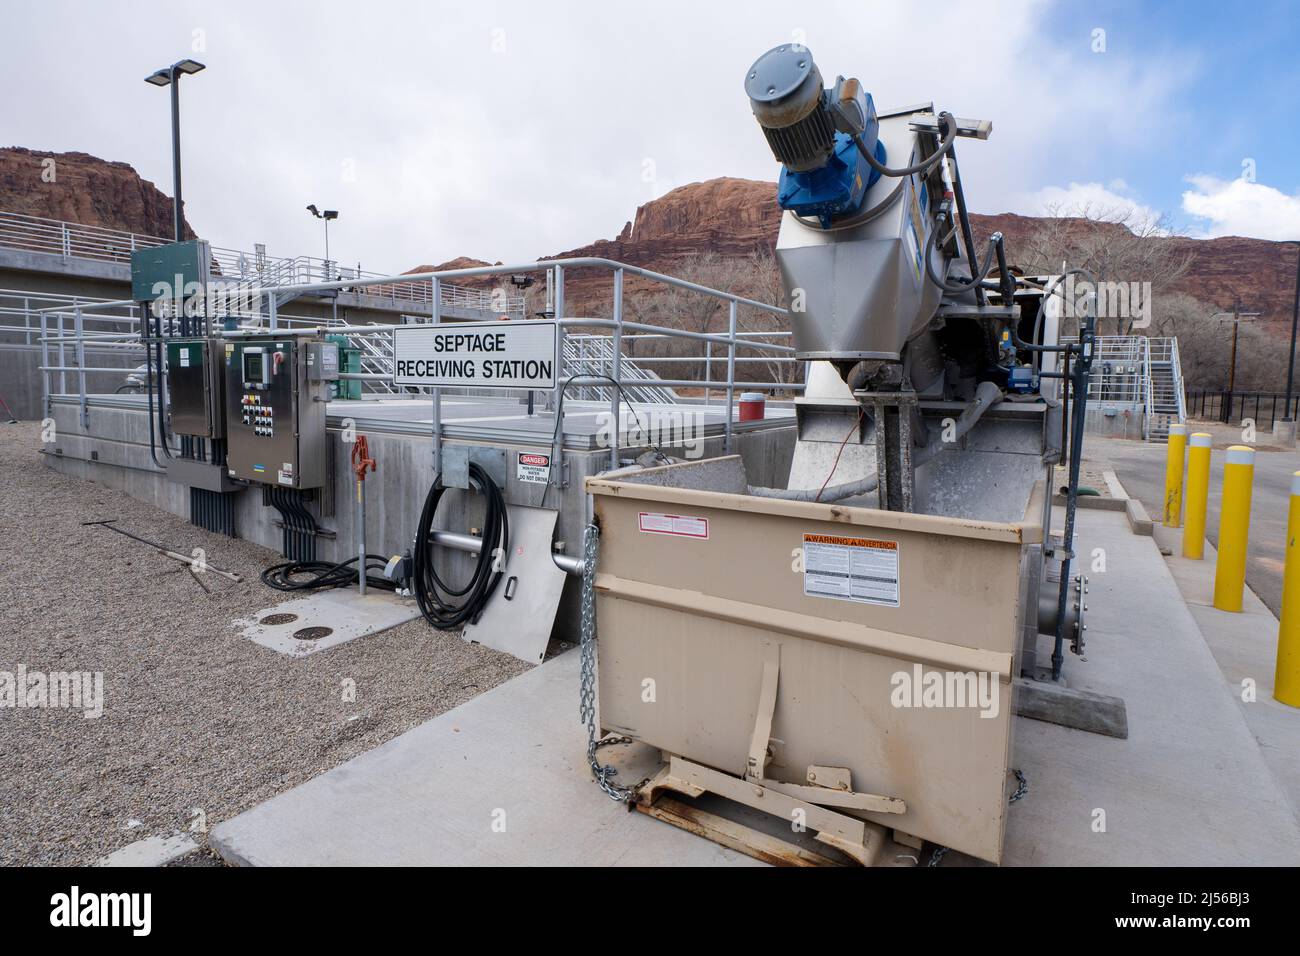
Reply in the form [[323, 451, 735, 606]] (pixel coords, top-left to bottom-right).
[[928, 768, 1029, 866], [580, 523, 635, 802], [1008, 767, 1029, 803]]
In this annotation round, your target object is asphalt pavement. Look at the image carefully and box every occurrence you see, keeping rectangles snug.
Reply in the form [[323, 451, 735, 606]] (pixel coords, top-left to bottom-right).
[[1088, 428, 1299, 617]]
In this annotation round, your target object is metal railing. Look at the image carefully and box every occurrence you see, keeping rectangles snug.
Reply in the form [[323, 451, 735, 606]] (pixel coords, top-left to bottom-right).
[[1187, 389, 1299, 429], [26, 257, 801, 475], [0, 208, 523, 316], [1084, 335, 1185, 441]]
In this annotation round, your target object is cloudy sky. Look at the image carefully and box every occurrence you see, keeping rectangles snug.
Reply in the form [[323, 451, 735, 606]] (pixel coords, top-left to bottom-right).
[[4, 0, 1297, 272]]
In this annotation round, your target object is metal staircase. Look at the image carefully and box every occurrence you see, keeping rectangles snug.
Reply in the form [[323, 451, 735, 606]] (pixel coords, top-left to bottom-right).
[[1145, 337, 1187, 442], [1086, 335, 1186, 442], [561, 334, 678, 404]]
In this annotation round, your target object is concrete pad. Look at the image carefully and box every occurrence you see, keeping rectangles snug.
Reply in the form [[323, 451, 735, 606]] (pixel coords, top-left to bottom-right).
[[1102, 469, 1128, 500], [235, 589, 421, 657], [1003, 508, 1300, 865], [1154, 523, 1300, 824], [212, 507, 1300, 866], [210, 650, 758, 866], [95, 833, 197, 867], [1013, 677, 1128, 739], [1124, 497, 1153, 536]]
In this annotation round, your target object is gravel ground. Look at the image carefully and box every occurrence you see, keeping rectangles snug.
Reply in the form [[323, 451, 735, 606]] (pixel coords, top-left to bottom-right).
[[0, 421, 530, 865]]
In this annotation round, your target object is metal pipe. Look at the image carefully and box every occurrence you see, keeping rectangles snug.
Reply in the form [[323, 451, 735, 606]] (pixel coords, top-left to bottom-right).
[[74, 305, 87, 427], [610, 268, 623, 470], [725, 301, 737, 453], [331, 372, 803, 391], [39, 312, 49, 417], [429, 528, 582, 576], [357, 476, 368, 596], [1051, 311, 1096, 679], [431, 276, 442, 475], [169, 68, 183, 240], [202, 256, 789, 316], [947, 148, 985, 307]]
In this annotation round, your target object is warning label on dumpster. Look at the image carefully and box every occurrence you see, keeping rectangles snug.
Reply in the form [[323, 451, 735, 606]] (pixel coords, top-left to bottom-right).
[[638, 512, 709, 539], [802, 533, 899, 607], [516, 452, 550, 484]]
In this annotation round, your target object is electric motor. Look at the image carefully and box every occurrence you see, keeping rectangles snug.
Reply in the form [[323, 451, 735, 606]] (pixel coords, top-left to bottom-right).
[[745, 45, 836, 173]]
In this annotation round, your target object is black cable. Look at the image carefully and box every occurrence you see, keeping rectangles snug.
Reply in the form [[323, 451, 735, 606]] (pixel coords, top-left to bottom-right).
[[923, 220, 1002, 294], [851, 110, 957, 179], [411, 460, 510, 630], [261, 554, 398, 592], [535, 373, 668, 507]]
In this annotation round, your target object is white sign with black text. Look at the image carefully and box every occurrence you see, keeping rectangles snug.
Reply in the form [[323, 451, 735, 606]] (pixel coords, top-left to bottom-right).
[[516, 452, 551, 484], [392, 321, 557, 390]]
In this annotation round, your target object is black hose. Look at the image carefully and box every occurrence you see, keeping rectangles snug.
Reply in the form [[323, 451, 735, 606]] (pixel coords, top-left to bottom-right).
[[851, 111, 957, 178], [924, 221, 1002, 294], [412, 461, 510, 630], [261, 555, 398, 592]]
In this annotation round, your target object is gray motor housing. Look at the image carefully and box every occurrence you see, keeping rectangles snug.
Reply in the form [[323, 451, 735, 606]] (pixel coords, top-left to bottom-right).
[[775, 109, 943, 364]]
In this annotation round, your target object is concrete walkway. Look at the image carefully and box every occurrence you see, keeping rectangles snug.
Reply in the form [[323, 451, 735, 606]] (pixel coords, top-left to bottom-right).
[[210, 650, 755, 866], [1154, 522, 1300, 825], [211, 506, 1300, 866], [1003, 506, 1300, 865]]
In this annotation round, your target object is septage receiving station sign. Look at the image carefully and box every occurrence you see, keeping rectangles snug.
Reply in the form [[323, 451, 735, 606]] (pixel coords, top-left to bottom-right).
[[392, 320, 558, 390]]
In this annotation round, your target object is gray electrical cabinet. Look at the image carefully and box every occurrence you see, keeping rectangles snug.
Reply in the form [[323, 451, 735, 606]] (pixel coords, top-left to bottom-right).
[[167, 338, 225, 438], [224, 337, 338, 489]]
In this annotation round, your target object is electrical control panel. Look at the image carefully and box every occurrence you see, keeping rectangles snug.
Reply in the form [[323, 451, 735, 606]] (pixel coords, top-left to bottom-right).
[[223, 337, 337, 489], [167, 338, 225, 438]]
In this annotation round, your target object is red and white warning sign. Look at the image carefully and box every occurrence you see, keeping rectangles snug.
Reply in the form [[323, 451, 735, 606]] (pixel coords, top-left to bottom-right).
[[516, 452, 550, 484], [638, 511, 709, 539], [802, 533, 899, 607]]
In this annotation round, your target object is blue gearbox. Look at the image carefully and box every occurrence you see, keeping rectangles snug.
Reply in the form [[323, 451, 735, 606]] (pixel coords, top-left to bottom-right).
[[776, 127, 884, 228]]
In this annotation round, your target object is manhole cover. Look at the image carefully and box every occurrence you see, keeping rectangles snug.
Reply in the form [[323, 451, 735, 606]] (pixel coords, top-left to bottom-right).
[[259, 613, 298, 626], [292, 626, 333, 641]]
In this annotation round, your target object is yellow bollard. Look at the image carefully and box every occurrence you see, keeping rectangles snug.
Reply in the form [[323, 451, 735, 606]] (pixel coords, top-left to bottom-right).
[[1162, 423, 1187, 526], [1276, 472, 1300, 707], [1182, 432, 1213, 560], [1213, 445, 1255, 612]]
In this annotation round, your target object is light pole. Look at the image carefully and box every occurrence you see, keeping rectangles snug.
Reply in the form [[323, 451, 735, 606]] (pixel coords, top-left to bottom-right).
[[1284, 241, 1300, 421], [306, 205, 339, 279], [1211, 302, 1261, 424], [144, 59, 206, 241]]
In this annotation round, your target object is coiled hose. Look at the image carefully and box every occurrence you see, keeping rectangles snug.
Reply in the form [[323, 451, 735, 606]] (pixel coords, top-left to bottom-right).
[[412, 461, 510, 630], [261, 555, 399, 592]]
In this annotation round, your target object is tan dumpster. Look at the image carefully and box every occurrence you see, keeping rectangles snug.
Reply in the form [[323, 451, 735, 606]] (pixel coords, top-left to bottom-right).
[[587, 455, 1042, 864]]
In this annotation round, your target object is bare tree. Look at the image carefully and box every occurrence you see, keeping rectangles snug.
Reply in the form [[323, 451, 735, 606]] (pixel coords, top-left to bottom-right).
[[1018, 202, 1194, 337], [1147, 291, 1289, 393], [622, 250, 796, 391]]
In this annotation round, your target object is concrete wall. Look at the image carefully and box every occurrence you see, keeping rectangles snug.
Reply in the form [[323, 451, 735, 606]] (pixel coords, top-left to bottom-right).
[[41, 397, 796, 640], [1084, 403, 1145, 440]]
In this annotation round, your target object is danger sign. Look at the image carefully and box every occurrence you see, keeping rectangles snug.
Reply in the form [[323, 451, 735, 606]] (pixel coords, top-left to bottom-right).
[[517, 452, 550, 484], [392, 321, 557, 389]]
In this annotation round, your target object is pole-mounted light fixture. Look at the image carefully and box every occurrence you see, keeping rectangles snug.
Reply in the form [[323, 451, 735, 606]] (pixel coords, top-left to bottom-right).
[[144, 59, 206, 240]]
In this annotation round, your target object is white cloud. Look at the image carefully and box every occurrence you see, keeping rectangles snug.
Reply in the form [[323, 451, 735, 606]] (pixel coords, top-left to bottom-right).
[[1181, 175, 1300, 240], [1013, 181, 1163, 229], [0, 0, 1203, 270]]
